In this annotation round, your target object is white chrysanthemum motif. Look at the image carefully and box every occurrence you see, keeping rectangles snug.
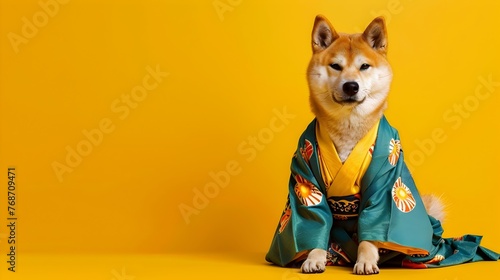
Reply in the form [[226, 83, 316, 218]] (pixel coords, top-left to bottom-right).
[[392, 177, 416, 213], [388, 139, 401, 166], [294, 175, 323, 206]]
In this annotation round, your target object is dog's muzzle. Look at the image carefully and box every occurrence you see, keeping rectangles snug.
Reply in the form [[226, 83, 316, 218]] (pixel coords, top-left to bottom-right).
[[332, 82, 365, 104]]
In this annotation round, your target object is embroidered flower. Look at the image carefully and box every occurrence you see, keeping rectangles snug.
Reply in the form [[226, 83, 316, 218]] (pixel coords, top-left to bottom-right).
[[369, 143, 375, 157], [294, 175, 323, 206], [278, 199, 291, 233], [300, 139, 314, 164], [328, 242, 352, 264], [388, 139, 401, 166], [392, 177, 416, 213]]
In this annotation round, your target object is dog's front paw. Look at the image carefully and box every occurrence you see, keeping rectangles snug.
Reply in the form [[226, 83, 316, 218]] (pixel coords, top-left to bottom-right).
[[301, 259, 325, 274], [353, 260, 379, 275], [301, 248, 326, 274], [353, 241, 380, 275]]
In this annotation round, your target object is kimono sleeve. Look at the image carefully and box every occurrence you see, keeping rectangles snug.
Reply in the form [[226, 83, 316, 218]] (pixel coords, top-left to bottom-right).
[[358, 116, 500, 266], [358, 161, 434, 254], [265, 128, 333, 267], [357, 126, 434, 254]]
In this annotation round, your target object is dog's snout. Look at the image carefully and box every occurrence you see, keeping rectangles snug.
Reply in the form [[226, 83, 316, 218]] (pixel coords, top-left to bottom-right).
[[343, 82, 359, 96]]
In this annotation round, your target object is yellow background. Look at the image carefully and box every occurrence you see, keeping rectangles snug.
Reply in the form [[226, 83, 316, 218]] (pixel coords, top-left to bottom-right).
[[0, 0, 499, 278]]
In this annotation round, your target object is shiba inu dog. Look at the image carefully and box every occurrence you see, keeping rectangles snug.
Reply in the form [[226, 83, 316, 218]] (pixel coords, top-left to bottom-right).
[[308, 15, 391, 164], [266, 15, 498, 275], [302, 15, 444, 274]]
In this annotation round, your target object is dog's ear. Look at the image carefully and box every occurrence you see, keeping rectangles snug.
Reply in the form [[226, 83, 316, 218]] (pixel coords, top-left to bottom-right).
[[311, 15, 339, 53], [362, 17, 388, 54]]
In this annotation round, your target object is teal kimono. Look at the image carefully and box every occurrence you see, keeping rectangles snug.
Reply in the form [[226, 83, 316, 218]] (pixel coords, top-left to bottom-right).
[[266, 116, 499, 268]]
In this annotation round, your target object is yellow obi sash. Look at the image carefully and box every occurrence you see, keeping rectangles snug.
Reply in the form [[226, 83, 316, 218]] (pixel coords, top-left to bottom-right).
[[316, 122, 378, 197]]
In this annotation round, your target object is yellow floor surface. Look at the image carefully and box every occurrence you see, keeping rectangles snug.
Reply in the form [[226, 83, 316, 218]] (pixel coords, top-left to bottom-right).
[[1, 252, 499, 280]]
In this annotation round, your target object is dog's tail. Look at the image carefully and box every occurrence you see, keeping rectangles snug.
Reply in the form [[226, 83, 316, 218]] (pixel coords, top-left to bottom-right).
[[421, 194, 446, 222]]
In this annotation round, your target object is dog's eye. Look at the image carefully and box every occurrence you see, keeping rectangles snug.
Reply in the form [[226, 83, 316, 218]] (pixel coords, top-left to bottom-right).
[[360, 64, 371, 71], [329, 63, 342, 71]]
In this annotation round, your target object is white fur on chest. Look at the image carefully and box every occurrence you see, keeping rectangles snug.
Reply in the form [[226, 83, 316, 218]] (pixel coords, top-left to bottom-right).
[[334, 136, 359, 163], [322, 114, 374, 163]]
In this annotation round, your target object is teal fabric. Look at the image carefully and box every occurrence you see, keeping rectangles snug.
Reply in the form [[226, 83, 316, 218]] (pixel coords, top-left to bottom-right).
[[265, 116, 499, 268]]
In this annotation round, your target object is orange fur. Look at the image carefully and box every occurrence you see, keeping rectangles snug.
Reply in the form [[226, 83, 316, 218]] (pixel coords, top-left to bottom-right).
[[301, 15, 446, 275], [307, 15, 392, 162], [301, 16, 394, 274]]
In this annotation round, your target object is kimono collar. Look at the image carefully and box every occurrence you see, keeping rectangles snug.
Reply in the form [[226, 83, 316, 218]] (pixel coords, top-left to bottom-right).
[[315, 120, 379, 196]]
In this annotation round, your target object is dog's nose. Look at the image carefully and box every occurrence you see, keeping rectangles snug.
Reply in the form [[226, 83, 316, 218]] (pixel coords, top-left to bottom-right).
[[343, 82, 359, 96]]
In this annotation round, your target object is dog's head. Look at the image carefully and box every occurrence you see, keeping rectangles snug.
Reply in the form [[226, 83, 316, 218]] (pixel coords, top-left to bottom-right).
[[307, 15, 393, 121]]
